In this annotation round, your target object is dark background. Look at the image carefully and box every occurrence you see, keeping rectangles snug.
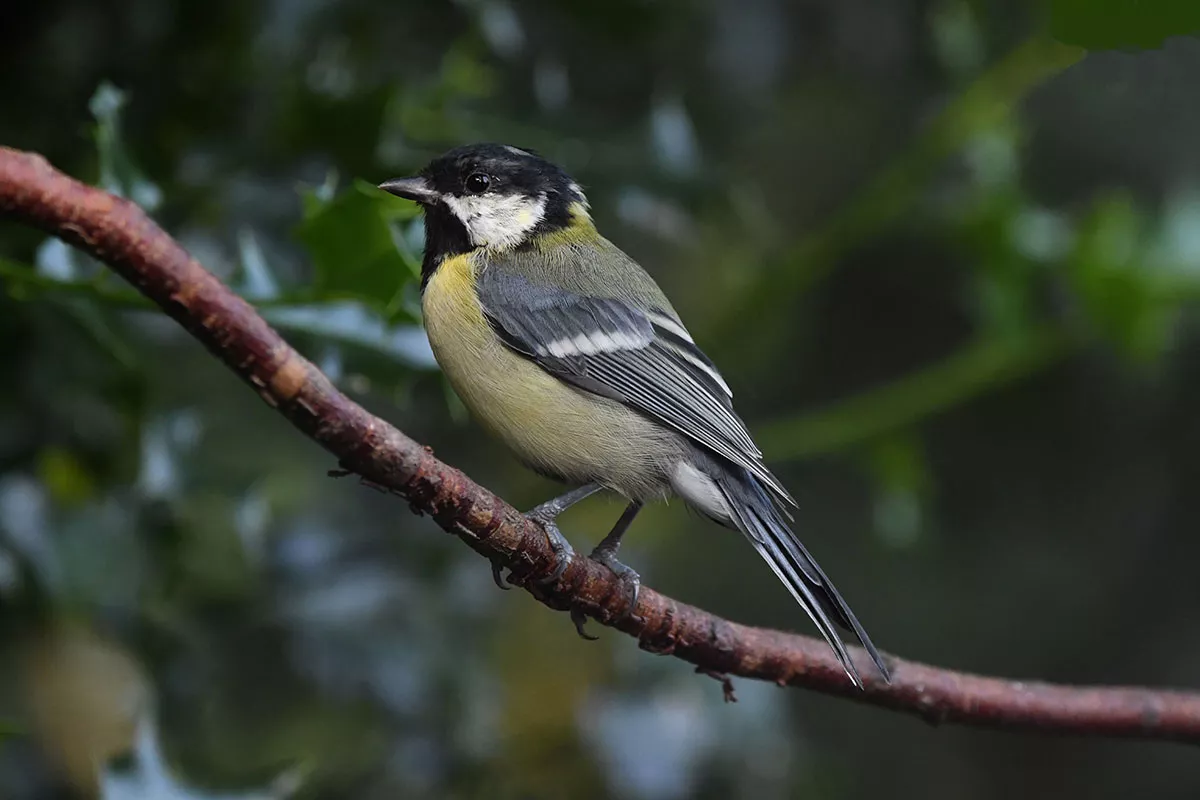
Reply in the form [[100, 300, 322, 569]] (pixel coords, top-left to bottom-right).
[[2, 1, 1199, 798]]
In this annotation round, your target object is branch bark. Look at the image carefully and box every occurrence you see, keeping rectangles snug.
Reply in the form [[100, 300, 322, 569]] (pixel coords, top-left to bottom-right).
[[3, 145, 1198, 745]]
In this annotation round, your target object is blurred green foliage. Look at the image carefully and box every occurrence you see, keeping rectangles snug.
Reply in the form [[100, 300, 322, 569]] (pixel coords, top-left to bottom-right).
[[295, 180, 421, 319], [1050, 0, 1200, 50], [3, 2, 1200, 799]]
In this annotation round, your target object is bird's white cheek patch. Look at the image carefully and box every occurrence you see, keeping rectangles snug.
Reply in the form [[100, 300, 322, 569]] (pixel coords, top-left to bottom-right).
[[442, 192, 548, 250]]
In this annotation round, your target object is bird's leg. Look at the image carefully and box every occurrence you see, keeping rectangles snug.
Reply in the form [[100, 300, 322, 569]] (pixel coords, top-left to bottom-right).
[[589, 501, 643, 619], [568, 501, 645, 639], [524, 483, 603, 584]]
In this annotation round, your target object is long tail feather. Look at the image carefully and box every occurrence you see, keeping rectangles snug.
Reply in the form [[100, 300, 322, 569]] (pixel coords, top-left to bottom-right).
[[715, 471, 890, 686]]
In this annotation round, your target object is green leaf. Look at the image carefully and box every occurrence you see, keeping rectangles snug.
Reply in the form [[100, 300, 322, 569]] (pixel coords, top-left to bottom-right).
[[1049, 0, 1200, 51], [1068, 194, 1179, 362], [294, 179, 421, 320]]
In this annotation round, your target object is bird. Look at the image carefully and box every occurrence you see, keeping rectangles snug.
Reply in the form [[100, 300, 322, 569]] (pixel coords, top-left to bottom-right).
[[378, 143, 889, 687]]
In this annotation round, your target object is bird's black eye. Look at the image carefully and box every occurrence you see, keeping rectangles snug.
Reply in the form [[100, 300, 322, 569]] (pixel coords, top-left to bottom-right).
[[465, 172, 491, 194]]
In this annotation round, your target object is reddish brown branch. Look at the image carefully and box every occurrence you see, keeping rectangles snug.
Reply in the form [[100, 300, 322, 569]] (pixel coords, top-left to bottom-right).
[[3, 145, 1199, 744]]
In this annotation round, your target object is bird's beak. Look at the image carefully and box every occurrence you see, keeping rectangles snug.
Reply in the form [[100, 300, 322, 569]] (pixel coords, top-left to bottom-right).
[[378, 176, 441, 205]]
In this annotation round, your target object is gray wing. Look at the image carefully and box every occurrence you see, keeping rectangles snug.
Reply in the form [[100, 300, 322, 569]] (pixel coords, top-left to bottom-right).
[[477, 267, 794, 506]]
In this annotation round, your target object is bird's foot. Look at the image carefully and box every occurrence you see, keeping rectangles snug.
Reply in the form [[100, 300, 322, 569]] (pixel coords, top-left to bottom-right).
[[570, 549, 641, 638], [590, 546, 641, 622], [525, 515, 599, 640], [524, 509, 576, 585]]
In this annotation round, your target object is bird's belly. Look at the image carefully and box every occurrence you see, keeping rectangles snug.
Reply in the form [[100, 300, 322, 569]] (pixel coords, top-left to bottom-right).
[[421, 255, 677, 498]]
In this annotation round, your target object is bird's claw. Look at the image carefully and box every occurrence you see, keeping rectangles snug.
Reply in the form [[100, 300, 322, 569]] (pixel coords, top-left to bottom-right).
[[525, 512, 576, 585], [525, 514, 596, 638], [490, 558, 512, 590], [570, 607, 598, 640], [591, 547, 641, 621], [565, 552, 640, 640]]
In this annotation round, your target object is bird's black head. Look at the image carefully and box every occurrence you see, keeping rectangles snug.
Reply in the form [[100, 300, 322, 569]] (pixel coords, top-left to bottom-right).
[[379, 143, 589, 282]]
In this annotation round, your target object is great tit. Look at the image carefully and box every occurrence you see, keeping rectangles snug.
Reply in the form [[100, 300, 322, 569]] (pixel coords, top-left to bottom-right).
[[380, 143, 889, 687]]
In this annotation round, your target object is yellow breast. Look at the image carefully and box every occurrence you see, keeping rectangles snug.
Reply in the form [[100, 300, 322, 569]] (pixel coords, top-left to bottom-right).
[[420, 253, 674, 494]]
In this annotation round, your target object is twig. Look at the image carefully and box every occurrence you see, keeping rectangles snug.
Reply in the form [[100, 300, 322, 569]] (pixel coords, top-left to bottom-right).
[[3, 145, 1199, 744]]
